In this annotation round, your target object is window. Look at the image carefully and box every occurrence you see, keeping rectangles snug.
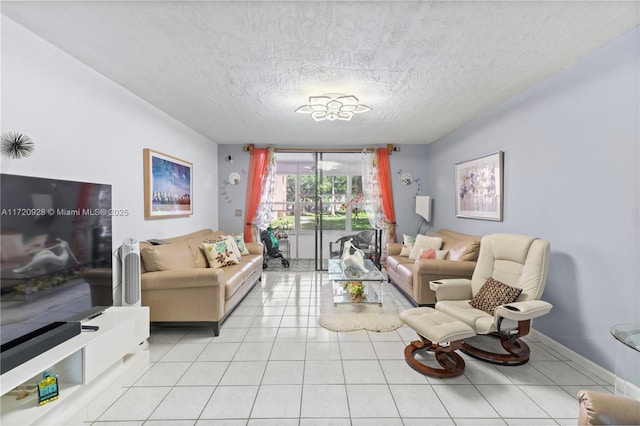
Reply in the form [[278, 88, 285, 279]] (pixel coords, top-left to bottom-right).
[[265, 154, 371, 235]]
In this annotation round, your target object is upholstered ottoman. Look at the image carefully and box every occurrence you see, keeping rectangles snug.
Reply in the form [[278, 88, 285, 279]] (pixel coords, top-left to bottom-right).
[[399, 307, 476, 377]]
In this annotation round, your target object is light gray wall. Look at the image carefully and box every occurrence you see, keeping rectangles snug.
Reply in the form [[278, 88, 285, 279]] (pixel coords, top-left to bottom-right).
[[388, 145, 430, 239], [425, 28, 639, 385], [217, 145, 250, 235], [2, 17, 219, 281]]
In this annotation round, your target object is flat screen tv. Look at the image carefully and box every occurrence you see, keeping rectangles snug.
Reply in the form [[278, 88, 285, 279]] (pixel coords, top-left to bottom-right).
[[0, 174, 113, 373]]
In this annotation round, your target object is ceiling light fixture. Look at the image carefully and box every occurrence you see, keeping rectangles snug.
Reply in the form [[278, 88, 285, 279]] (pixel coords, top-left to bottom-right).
[[295, 93, 372, 121]]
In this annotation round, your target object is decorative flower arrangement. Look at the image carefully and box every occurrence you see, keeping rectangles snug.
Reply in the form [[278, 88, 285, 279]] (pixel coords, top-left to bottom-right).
[[343, 280, 365, 302]]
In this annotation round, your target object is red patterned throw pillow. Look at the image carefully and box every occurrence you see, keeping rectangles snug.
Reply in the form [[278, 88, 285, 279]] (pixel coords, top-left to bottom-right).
[[469, 277, 522, 315]]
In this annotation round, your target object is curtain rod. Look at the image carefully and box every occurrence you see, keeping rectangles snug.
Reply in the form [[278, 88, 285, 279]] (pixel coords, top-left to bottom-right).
[[242, 144, 398, 155]]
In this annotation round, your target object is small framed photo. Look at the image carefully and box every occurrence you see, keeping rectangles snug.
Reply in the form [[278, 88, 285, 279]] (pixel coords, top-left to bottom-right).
[[143, 148, 193, 219], [455, 151, 504, 221]]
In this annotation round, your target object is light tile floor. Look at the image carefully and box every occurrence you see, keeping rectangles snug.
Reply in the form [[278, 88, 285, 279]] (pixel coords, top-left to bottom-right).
[[90, 261, 614, 426]]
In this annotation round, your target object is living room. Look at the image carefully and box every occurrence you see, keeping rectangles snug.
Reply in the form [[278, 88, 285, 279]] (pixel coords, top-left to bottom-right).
[[1, 1, 639, 424]]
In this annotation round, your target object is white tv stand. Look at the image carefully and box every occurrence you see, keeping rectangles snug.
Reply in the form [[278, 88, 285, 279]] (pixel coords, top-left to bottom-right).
[[1, 306, 149, 426]]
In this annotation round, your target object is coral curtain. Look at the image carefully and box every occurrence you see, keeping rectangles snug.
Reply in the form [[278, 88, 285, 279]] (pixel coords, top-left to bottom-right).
[[377, 147, 397, 245], [244, 148, 269, 242], [361, 147, 397, 264]]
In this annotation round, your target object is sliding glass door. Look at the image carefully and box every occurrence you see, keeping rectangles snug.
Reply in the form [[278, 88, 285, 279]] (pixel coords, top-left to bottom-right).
[[264, 152, 373, 270], [315, 152, 372, 270]]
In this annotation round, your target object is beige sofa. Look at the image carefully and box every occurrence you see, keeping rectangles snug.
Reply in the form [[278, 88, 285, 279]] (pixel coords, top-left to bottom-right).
[[139, 229, 263, 335], [386, 229, 481, 305]]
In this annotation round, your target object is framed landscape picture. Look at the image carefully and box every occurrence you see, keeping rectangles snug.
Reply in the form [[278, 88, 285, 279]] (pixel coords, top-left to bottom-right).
[[455, 151, 503, 221], [143, 148, 193, 219]]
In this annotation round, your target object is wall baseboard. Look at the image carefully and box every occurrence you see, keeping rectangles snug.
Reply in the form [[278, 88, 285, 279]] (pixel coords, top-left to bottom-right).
[[531, 328, 640, 401]]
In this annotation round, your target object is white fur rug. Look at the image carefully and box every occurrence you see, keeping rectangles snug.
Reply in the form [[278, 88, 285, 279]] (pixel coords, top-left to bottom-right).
[[318, 282, 403, 332]]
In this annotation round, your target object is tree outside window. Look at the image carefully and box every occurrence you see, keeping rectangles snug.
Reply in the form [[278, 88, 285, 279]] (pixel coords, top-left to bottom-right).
[[266, 171, 371, 233]]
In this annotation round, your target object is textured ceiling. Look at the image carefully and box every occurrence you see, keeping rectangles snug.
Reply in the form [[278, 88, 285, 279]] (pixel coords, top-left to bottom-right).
[[3, 1, 639, 146]]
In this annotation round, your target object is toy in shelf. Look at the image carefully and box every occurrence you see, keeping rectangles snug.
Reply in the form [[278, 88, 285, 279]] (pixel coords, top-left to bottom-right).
[[37, 371, 59, 406]]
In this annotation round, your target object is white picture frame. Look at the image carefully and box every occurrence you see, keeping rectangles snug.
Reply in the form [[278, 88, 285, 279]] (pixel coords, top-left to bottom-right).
[[454, 151, 504, 221]]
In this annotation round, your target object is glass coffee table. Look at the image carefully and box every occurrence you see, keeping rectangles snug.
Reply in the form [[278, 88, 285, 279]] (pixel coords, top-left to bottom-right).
[[611, 324, 640, 352], [327, 259, 385, 306]]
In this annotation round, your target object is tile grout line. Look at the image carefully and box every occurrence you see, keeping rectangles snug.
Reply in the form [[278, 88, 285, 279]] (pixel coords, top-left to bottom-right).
[[92, 263, 589, 424]]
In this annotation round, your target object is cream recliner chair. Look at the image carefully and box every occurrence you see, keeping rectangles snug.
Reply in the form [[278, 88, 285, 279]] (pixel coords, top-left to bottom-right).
[[431, 233, 552, 365]]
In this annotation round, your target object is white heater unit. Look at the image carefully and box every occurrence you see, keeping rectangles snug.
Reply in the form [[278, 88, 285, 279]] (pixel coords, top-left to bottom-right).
[[415, 195, 432, 222], [121, 238, 141, 307]]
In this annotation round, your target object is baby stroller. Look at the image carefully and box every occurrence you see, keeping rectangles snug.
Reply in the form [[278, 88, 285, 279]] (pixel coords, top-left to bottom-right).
[[260, 228, 290, 269]]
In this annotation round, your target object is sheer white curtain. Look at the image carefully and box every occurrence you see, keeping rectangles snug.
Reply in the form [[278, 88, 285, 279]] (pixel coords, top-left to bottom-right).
[[361, 149, 385, 229], [252, 147, 277, 241]]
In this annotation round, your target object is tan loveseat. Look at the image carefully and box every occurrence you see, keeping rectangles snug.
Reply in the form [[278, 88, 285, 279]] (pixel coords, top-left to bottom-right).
[[387, 229, 481, 305], [139, 229, 263, 335]]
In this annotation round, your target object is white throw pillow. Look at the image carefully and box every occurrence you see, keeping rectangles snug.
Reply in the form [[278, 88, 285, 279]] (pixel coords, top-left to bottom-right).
[[231, 234, 250, 256], [399, 234, 416, 257], [409, 235, 443, 260], [205, 235, 242, 260], [222, 235, 242, 259], [435, 249, 449, 260], [201, 241, 240, 269]]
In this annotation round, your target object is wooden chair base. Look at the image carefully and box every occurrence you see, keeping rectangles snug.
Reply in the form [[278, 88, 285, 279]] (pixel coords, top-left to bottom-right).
[[460, 335, 530, 366], [403, 337, 467, 378]]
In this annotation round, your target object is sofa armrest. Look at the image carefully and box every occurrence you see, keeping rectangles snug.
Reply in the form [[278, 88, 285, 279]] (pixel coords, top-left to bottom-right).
[[494, 300, 553, 322], [141, 268, 223, 291], [430, 278, 472, 300], [578, 389, 640, 425], [387, 243, 402, 256], [246, 242, 264, 255]]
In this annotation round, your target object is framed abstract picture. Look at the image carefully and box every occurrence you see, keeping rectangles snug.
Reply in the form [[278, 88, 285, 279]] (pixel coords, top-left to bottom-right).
[[455, 151, 504, 221], [143, 148, 193, 219]]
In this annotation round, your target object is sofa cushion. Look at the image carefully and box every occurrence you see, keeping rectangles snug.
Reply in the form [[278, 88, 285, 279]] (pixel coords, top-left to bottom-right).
[[220, 263, 247, 300], [141, 242, 199, 272], [163, 229, 222, 244], [202, 241, 240, 269], [409, 235, 443, 259], [469, 277, 522, 315], [160, 229, 227, 269], [438, 230, 481, 261], [395, 261, 414, 285], [386, 254, 407, 275], [436, 300, 497, 334]]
